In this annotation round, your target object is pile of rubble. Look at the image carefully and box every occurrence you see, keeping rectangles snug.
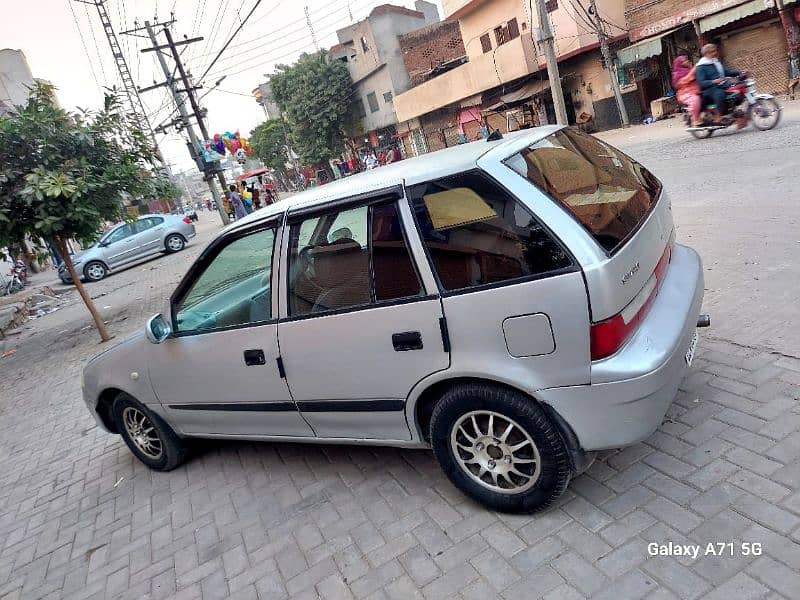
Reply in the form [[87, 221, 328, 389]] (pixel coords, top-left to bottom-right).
[[0, 287, 64, 338]]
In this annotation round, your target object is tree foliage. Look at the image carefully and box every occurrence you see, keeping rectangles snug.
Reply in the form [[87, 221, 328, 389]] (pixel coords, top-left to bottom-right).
[[250, 119, 289, 173], [0, 82, 170, 341], [270, 52, 353, 164]]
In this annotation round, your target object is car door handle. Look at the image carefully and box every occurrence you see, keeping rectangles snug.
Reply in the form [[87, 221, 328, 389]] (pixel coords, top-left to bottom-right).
[[392, 331, 423, 351], [243, 349, 266, 365]]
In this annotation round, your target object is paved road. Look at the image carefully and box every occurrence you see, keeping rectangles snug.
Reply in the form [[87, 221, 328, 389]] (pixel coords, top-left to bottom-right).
[[599, 100, 800, 357], [1, 109, 799, 600]]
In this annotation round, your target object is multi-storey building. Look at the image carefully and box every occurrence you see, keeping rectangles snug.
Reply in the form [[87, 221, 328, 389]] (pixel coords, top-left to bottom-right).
[[393, 0, 636, 155], [329, 2, 440, 154]]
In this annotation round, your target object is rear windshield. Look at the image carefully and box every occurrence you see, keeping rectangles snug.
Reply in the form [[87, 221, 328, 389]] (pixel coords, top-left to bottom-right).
[[505, 128, 662, 253]]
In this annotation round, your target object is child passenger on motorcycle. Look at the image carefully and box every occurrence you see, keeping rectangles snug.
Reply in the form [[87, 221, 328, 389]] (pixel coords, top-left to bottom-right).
[[672, 55, 702, 127]]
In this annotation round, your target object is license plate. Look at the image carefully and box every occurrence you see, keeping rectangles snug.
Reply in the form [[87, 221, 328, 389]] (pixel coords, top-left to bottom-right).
[[685, 332, 699, 366]]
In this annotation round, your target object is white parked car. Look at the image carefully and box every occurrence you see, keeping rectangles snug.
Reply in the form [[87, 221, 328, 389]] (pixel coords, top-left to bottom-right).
[[82, 127, 707, 513]]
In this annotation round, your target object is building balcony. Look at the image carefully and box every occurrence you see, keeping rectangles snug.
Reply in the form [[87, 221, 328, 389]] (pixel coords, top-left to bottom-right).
[[394, 34, 538, 122]]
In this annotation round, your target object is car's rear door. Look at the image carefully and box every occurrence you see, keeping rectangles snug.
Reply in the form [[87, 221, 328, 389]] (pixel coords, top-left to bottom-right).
[[135, 216, 166, 256], [277, 188, 449, 441]]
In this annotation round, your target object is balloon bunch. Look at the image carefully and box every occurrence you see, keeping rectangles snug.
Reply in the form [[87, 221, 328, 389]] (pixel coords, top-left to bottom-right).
[[201, 131, 254, 164]]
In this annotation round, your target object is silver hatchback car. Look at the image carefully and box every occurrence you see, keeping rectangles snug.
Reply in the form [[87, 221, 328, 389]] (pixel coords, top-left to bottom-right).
[[82, 127, 707, 513], [59, 213, 196, 283]]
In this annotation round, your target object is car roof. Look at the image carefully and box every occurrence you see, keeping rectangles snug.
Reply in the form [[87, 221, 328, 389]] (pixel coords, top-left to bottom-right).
[[224, 126, 563, 235]]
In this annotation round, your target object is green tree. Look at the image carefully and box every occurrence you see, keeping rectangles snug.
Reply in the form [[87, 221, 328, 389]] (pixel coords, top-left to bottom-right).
[[250, 119, 289, 175], [0, 83, 170, 342], [270, 52, 353, 164]]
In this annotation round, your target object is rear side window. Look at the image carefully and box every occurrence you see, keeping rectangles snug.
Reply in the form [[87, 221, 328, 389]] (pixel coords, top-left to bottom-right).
[[287, 200, 422, 316], [408, 171, 572, 292], [505, 128, 661, 253]]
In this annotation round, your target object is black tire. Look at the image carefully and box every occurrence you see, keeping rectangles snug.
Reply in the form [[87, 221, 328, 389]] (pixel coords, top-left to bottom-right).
[[83, 261, 107, 282], [164, 234, 185, 253], [112, 392, 188, 471], [430, 383, 571, 513]]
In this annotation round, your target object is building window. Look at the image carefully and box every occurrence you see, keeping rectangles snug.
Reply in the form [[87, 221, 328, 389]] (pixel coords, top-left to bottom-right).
[[361, 36, 370, 53], [494, 25, 508, 46], [383, 91, 393, 103], [366, 92, 380, 113], [354, 97, 367, 119], [480, 33, 492, 54], [494, 18, 519, 47], [545, 0, 558, 11]]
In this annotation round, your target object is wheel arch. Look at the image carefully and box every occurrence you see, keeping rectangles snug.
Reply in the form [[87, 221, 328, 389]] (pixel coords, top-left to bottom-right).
[[96, 387, 123, 433], [409, 375, 592, 475]]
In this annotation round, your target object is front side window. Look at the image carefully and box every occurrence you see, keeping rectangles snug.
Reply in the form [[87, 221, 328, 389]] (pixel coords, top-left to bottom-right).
[[408, 171, 572, 292], [103, 223, 133, 244], [287, 200, 422, 316], [505, 128, 661, 253], [174, 228, 275, 333]]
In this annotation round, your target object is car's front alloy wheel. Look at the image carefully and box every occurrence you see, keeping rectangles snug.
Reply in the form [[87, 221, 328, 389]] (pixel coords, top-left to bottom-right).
[[112, 392, 188, 471], [430, 383, 571, 513]]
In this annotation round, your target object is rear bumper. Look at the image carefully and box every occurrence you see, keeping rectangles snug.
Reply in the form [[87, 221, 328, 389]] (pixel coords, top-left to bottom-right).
[[538, 244, 704, 451]]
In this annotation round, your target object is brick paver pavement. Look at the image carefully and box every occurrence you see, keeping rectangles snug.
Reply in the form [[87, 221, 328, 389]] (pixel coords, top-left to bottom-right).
[[2, 114, 800, 598]]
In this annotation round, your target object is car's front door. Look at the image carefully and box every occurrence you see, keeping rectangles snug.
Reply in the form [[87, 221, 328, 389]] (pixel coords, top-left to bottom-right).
[[101, 223, 138, 266], [148, 221, 314, 437], [278, 189, 449, 440]]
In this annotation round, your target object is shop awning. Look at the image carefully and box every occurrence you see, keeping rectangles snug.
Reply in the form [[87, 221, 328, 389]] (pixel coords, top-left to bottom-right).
[[616, 32, 670, 67], [699, 0, 775, 32], [483, 79, 550, 111]]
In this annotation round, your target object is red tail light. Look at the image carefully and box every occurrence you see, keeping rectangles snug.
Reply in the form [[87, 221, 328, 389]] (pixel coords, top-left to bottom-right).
[[590, 243, 672, 360], [182, 216, 192, 224]]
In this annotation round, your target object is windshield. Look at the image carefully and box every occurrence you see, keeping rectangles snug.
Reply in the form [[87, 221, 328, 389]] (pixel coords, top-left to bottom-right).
[[505, 128, 662, 253]]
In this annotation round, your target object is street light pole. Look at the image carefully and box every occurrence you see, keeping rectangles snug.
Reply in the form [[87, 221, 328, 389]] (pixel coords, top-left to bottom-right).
[[534, 0, 569, 125]]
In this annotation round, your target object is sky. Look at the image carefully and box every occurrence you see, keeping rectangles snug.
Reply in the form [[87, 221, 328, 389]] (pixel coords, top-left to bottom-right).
[[1, 0, 444, 173]]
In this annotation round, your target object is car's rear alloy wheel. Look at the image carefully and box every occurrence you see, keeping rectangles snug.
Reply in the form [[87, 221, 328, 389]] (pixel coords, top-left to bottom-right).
[[165, 234, 185, 253], [430, 383, 571, 513], [112, 392, 188, 471], [83, 261, 107, 281]]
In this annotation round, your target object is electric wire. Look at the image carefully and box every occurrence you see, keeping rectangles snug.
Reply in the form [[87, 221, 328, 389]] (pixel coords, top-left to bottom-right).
[[68, 0, 103, 94], [197, 0, 271, 85]]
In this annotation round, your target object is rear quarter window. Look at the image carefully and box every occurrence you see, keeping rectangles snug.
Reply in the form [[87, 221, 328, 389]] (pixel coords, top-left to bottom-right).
[[505, 128, 662, 253]]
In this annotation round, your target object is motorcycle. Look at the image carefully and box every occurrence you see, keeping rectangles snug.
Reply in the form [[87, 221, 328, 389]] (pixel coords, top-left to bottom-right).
[[12, 259, 28, 286], [684, 75, 781, 139]]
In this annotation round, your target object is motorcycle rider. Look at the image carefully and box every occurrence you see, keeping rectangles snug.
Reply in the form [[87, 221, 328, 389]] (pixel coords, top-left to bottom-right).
[[696, 43, 742, 122]]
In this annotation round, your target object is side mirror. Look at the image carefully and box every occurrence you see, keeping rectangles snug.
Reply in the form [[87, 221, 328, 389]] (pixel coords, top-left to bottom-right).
[[145, 313, 171, 344], [98, 240, 109, 247]]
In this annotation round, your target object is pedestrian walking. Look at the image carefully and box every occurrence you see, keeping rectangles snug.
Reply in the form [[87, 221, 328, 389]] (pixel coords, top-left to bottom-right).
[[228, 185, 247, 220]]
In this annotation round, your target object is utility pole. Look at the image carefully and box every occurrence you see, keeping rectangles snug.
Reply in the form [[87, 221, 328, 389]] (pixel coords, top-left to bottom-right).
[[533, 0, 568, 125], [137, 21, 230, 225], [79, 0, 169, 172], [588, 0, 629, 127], [161, 26, 232, 224]]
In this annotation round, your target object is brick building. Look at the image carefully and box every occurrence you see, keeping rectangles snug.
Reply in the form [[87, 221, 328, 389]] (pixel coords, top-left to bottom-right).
[[618, 0, 800, 114]]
